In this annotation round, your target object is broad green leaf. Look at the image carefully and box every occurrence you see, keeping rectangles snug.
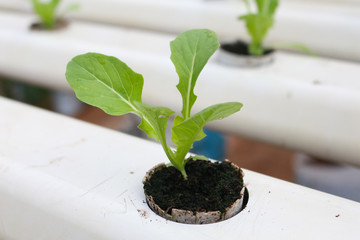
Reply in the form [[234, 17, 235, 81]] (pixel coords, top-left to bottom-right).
[[66, 53, 143, 115], [239, 0, 278, 56], [170, 29, 219, 119], [239, 14, 274, 45], [32, 0, 60, 29], [65, 53, 174, 142], [65, 30, 243, 180], [172, 102, 242, 164], [172, 115, 206, 145], [239, 14, 274, 55], [135, 102, 174, 141], [256, 0, 278, 16]]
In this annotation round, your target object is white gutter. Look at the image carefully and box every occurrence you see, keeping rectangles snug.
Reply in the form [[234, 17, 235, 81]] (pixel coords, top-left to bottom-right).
[[0, 11, 360, 166], [0, 0, 359, 61], [288, 0, 360, 5], [0, 96, 359, 239]]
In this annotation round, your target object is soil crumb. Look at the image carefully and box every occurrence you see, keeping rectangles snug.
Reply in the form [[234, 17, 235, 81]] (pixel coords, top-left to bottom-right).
[[137, 209, 148, 219]]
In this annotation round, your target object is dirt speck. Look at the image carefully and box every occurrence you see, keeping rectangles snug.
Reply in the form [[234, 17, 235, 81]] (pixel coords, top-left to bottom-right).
[[130, 171, 134, 174], [57, 138, 87, 149], [268, 191, 271, 194], [28, 156, 65, 168], [313, 80, 322, 85], [335, 214, 340, 218], [137, 209, 148, 219], [286, 92, 292, 99], [49, 156, 65, 165]]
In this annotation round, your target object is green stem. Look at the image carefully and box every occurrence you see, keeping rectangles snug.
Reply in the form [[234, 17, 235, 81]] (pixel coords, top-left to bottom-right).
[[180, 168, 188, 180], [160, 138, 188, 180], [249, 42, 264, 56], [156, 126, 188, 180], [159, 136, 174, 166], [42, 15, 56, 29]]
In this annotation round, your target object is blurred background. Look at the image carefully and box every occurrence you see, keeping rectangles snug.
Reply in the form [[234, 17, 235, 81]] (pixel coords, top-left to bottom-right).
[[0, 0, 359, 202]]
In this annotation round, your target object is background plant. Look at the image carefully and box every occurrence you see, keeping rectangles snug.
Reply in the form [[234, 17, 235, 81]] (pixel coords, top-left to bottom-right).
[[65, 29, 242, 179], [31, 0, 79, 29], [239, 0, 279, 56]]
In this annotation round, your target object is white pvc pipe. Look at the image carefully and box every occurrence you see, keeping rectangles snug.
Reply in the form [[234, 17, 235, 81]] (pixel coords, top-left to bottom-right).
[[288, 0, 360, 5], [0, 11, 360, 166], [294, 153, 360, 201], [0, 0, 359, 61], [0, 96, 359, 239]]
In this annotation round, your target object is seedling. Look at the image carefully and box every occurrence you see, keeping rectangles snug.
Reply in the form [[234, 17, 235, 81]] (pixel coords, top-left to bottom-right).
[[31, 0, 79, 29], [65, 29, 242, 179], [239, 0, 278, 56]]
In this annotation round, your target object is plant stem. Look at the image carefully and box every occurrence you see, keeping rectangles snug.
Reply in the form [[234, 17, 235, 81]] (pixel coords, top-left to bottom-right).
[[180, 168, 188, 180], [160, 139, 188, 180], [249, 42, 264, 56], [156, 126, 189, 180]]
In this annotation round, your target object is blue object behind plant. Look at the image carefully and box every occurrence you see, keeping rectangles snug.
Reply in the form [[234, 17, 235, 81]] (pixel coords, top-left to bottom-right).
[[191, 128, 225, 161]]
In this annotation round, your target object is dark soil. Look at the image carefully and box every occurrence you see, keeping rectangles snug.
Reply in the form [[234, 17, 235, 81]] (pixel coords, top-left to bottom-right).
[[144, 159, 244, 214], [221, 40, 273, 56], [30, 19, 69, 31]]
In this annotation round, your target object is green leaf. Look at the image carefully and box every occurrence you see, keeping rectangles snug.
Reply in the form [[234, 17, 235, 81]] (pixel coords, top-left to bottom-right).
[[187, 155, 209, 161], [135, 102, 175, 141], [64, 3, 80, 13], [65, 53, 174, 143], [32, 0, 60, 29], [243, 0, 251, 13], [66, 53, 143, 115], [58, 3, 80, 18], [256, 0, 278, 16], [239, 14, 274, 55], [239, 0, 278, 56], [170, 29, 219, 119], [172, 115, 206, 145], [65, 30, 243, 180], [172, 102, 242, 164], [270, 42, 318, 57]]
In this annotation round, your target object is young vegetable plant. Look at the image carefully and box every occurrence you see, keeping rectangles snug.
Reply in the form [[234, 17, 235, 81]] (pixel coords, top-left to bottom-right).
[[31, 0, 79, 29], [65, 29, 242, 179], [239, 0, 278, 56]]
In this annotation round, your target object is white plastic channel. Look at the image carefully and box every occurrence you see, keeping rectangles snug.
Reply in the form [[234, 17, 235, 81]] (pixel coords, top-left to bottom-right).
[[0, 0, 359, 61], [0, 96, 359, 240], [1, 11, 360, 166], [288, 0, 360, 5]]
